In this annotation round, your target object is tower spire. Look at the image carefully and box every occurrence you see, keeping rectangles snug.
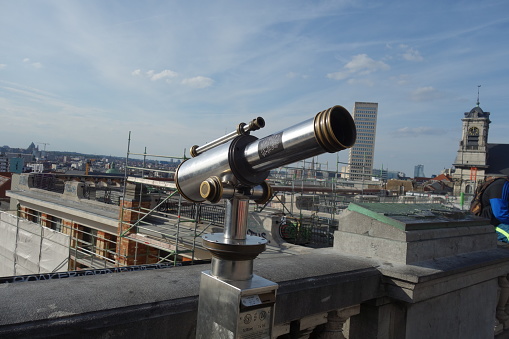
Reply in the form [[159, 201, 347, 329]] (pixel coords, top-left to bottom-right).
[[476, 85, 481, 107]]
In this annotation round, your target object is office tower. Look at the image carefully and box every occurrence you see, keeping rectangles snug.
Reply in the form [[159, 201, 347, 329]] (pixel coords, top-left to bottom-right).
[[414, 164, 425, 178], [346, 102, 378, 181]]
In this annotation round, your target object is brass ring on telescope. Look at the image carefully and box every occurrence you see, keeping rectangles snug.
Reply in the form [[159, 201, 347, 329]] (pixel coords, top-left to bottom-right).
[[190, 145, 199, 158], [314, 105, 356, 153], [200, 176, 223, 203]]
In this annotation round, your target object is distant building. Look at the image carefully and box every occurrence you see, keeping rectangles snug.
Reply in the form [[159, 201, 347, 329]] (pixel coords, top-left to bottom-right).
[[372, 168, 401, 180], [414, 164, 425, 178], [452, 97, 509, 195], [0, 173, 11, 201], [0, 156, 8, 172], [26, 163, 44, 173], [346, 102, 378, 181], [9, 157, 24, 174]]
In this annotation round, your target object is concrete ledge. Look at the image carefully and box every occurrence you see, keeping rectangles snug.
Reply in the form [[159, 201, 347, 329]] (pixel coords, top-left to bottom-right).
[[0, 249, 381, 338], [1, 247, 507, 338], [335, 204, 497, 264], [379, 248, 509, 302]]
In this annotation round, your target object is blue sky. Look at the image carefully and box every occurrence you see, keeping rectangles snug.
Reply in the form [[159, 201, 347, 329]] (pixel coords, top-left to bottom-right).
[[1, 0, 508, 177]]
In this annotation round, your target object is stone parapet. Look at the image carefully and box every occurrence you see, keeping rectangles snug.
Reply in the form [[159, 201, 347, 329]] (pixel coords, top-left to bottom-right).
[[0, 245, 508, 338], [1, 201, 509, 338], [0, 250, 380, 338], [335, 202, 509, 339], [335, 202, 495, 264]]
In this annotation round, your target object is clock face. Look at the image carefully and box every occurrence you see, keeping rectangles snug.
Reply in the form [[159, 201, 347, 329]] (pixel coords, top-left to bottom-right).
[[468, 127, 479, 136]]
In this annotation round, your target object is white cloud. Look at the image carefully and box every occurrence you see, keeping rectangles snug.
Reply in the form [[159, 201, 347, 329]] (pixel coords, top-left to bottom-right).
[[133, 69, 179, 81], [402, 48, 423, 62], [410, 86, 443, 102], [0, 64, 6, 69], [344, 54, 390, 74], [181, 76, 214, 88], [326, 71, 349, 80], [327, 54, 389, 82], [132, 68, 211, 87], [150, 69, 178, 81], [23, 58, 43, 68]]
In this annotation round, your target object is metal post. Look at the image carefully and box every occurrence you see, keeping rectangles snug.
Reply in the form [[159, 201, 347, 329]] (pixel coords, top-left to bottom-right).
[[191, 203, 200, 265], [134, 236, 138, 266], [175, 194, 183, 266], [38, 223, 44, 274], [196, 195, 278, 338], [224, 198, 249, 240], [14, 211, 20, 276]]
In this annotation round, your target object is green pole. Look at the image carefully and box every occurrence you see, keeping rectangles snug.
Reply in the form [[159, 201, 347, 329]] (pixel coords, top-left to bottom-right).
[[460, 192, 465, 210]]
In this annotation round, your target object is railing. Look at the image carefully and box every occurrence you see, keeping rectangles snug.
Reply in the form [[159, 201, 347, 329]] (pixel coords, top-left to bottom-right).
[[155, 197, 226, 226], [82, 185, 123, 205], [28, 173, 65, 193], [26, 173, 124, 206]]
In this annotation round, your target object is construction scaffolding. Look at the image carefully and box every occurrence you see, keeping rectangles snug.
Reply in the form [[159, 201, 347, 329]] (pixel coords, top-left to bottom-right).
[[0, 210, 70, 276], [118, 134, 219, 267]]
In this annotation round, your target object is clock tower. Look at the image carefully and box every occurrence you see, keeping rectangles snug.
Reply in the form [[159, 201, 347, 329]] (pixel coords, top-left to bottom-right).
[[452, 93, 491, 195]]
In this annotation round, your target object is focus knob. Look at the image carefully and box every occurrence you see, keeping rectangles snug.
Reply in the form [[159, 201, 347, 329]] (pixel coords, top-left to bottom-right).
[[200, 176, 223, 203]]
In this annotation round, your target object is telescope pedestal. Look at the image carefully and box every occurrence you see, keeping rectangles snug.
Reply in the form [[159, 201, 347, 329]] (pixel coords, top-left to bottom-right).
[[196, 197, 278, 338], [195, 271, 277, 339]]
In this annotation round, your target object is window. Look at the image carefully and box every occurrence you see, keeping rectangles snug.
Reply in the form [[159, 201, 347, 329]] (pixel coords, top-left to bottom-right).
[[32, 210, 41, 224], [52, 217, 62, 232]]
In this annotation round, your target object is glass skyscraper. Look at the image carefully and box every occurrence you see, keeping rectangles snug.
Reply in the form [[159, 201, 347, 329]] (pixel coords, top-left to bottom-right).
[[414, 164, 425, 178]]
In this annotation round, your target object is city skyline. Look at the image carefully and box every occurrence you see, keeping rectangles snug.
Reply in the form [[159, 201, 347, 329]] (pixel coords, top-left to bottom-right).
[[1, 1, 508, 177]]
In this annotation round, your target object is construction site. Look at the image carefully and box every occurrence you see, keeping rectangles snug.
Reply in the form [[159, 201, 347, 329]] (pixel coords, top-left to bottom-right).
[[0, 142, 456, 278]]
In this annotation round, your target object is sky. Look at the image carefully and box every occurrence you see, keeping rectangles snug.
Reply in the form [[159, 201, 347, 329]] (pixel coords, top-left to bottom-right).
[[1, 0, 508, 177]]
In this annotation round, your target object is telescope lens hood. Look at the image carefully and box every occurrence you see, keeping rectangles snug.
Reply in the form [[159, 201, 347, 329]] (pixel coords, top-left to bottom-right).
[[314, 105, 357, 153]]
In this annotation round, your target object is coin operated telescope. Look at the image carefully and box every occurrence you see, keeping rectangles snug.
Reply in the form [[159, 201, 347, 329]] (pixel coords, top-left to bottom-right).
[[175, 105, 356, 338]]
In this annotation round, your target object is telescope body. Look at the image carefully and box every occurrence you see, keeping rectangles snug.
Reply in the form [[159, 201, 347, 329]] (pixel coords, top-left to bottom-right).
[[175, 105, 356, 203]]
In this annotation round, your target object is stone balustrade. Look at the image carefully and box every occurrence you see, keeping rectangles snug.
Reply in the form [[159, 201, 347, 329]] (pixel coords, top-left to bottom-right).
[[1, 244, 509, 338], [2, 196, 509, 338], [0, 249, 381, 338]]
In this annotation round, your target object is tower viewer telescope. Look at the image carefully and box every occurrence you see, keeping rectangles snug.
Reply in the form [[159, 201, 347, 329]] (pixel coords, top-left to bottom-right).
[[175, 105, 357, 205], [182, 105, 356, 338]]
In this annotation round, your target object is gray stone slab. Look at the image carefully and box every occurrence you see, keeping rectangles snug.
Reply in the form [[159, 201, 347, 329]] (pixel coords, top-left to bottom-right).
[[405, 279, 497, 339], [347, 202, 488, 231], [336, 203, 497, 264]]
